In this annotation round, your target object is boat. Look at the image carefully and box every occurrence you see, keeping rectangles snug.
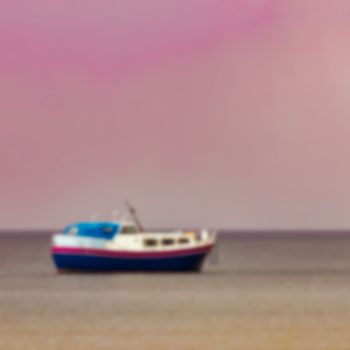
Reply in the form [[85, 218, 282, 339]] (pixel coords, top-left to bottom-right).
[[51, 202, 217, 272]]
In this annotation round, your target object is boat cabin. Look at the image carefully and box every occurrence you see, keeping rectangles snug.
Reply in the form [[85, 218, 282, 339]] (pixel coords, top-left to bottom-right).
[[62, 221, 203, 250]]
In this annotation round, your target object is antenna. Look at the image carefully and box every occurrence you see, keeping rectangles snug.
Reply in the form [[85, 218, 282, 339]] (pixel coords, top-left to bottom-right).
[[90, 212, 98, 222], [111, 210, 119, 223], [124, 200, 144, 232]]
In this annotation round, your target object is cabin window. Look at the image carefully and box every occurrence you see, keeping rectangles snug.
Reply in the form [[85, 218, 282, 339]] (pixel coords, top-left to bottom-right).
[[178, 238, 189, 244], [121, 226, 138, 234], [68, 227, 77, 236], [144, 239, 158, 247], [162, 238, 174, 246]]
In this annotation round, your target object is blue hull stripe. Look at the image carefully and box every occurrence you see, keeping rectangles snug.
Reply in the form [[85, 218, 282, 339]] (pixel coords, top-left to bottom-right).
[[52, 253, 207, 272]]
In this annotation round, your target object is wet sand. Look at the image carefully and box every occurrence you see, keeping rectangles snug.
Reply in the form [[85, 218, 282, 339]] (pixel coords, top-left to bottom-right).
[[1, 232, 350, 349]]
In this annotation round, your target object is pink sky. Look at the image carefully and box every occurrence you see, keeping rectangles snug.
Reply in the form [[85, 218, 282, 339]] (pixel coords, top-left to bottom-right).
[[1, 0, 350, 229]]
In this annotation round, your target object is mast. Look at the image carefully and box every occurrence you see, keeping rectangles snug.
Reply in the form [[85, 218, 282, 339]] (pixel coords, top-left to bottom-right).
[[124, 200, 144, 232]]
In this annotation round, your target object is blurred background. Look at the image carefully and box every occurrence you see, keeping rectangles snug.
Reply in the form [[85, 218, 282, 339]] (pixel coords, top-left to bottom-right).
[[1, 0, 350, 229]]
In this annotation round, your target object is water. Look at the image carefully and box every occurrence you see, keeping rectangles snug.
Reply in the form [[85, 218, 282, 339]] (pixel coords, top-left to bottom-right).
[[1, 232, 350, 349]]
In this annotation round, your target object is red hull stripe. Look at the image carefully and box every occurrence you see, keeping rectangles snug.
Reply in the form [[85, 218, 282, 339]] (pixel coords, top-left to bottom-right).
[[51, 244, 213, 259]]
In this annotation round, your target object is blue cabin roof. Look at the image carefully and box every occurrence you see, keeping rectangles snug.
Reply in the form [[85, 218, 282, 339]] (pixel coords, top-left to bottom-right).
[[64, 221, 120, 240]]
